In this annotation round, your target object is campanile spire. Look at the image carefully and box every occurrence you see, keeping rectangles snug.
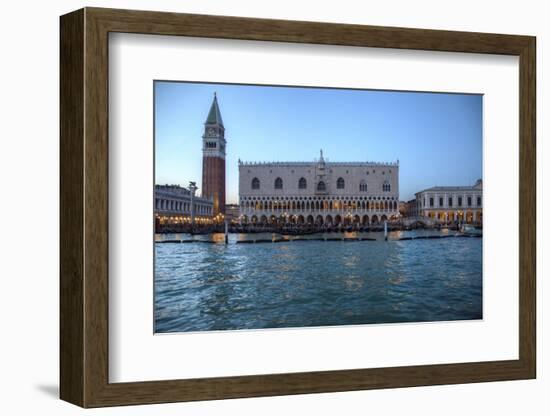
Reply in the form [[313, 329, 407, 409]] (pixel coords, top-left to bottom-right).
[[205, 92, 224, 127]]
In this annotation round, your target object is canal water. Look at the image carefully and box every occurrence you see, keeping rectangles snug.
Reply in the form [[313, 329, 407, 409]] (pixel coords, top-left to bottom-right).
[[154, 230, 482, 333]]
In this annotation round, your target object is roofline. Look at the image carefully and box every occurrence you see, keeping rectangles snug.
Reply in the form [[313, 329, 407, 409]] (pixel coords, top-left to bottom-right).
[[239, 161, 399, 167], [415, 186, 483, 195]]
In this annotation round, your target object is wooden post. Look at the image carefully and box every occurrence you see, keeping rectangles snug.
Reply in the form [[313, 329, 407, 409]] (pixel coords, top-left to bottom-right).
[[224, 220, 229, 244]]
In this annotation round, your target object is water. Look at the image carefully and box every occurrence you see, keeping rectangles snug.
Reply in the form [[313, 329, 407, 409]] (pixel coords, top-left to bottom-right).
[[154, 230, 482, 333]]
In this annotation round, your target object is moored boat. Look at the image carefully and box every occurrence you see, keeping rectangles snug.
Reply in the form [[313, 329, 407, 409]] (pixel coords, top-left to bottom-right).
[[460, 223, 482, 236]]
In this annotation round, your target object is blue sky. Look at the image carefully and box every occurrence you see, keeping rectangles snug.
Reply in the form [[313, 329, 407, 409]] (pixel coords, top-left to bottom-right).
[[155, 81, 482, 203]]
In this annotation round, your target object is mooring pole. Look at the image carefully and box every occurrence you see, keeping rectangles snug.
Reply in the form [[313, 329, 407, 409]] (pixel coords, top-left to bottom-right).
[[224, 219, 229, 244], [384, 220, 388, 241]]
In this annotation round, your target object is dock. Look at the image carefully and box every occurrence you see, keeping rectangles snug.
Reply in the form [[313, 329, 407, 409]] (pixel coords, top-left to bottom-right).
[[156, 232, 481, 245]]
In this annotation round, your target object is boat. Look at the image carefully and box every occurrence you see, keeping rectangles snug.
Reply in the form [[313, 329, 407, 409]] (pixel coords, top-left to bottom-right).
[[459, 223, 482, 236]]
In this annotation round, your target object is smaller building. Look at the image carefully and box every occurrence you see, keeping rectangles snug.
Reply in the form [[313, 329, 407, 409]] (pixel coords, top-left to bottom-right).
[[400, 199, 418, 218], [154, 184, 214, 227], [224, 204, 241, 224], [415, 179, 482, 224]]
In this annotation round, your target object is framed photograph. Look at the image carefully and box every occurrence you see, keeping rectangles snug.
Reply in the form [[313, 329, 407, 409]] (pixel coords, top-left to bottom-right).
[[60, 7, 536, 407]]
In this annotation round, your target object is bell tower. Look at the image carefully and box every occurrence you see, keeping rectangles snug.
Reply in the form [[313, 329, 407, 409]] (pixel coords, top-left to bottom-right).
[[202, 93, 226, 217]]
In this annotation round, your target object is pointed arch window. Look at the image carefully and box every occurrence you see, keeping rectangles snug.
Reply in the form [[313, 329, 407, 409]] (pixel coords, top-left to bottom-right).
[[251, 177, 260, 190], [337, 177, 345, 189], [274, 177, 283, 189], [359, 180, 368, 192], [298, 177, 307, 189], [383, 181, 391, 192], [317, 181, 326, 192]]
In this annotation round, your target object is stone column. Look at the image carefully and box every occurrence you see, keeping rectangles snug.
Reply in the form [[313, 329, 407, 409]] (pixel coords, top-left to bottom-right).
[[189, 181, 198, 226]]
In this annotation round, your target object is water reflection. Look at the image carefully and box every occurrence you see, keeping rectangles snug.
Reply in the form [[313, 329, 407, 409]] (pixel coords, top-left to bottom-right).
[[155, 230, 482, 332]]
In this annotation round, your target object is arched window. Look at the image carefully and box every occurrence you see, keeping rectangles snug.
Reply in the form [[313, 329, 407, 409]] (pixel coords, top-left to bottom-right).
[[274, 177, 283, 189], [383, 181, 391, 192], [298, 177, 307, 189], [251, 177, 260, 190], [337, 177, 345, 189], [359, 180, 368, 192], [317, 181, 326, 192]]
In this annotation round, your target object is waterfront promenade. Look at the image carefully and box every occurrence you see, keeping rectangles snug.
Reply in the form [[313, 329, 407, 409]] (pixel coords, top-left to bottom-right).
[[155, 217, 476, 235]]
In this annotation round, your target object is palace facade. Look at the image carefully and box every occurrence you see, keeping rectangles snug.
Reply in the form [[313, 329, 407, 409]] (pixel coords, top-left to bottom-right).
[[415, 179, 483, 224], [154, 184, 214, 226], [238, 151, 399, 226]]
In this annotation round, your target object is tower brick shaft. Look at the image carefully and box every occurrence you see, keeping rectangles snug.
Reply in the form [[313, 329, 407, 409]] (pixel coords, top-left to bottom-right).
[[202, 156, 225, 216]]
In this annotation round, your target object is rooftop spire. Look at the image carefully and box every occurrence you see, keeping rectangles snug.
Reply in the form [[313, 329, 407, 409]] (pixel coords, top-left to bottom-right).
[[319, 149, 324, 162], [205, 92, 224, 126]]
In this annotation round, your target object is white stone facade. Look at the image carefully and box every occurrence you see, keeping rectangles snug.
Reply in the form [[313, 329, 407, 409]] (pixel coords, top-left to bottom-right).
[[238, 152, 399, 225], [415, 179, 483, 224], [154, 185, 214, 224]]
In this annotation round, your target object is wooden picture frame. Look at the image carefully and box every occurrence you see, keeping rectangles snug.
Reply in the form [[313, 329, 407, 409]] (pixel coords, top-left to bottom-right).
[[60, 7, 536, 408]]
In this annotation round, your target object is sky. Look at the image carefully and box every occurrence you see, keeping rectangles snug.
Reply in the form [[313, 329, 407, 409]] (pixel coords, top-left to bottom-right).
[[154, 81, 482, 203]]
